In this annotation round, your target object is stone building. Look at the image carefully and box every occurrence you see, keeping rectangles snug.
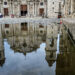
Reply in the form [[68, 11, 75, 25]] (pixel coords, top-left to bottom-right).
[[0, 0, 47, 18], [47, 0, 62, 18], [0, 0, 65, 18], [62, 0, 75, 17]]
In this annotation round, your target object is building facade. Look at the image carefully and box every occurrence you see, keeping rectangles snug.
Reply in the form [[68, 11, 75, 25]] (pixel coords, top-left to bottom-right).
[[62, 0, 75, 17], [0, 0, 65, 18], [0, 0, 47, 18], [47, 0, 62, 18]]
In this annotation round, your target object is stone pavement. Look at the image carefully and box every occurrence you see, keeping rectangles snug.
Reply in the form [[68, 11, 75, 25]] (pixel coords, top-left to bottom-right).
[[0, 18, 60, 25]]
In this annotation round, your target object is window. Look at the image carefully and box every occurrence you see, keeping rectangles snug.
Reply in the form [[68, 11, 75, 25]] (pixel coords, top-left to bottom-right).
[[5, 24, 9, 28], [4, 2, 7, 5], [39, 25, 44, 28], [21, 23, 28, 31], [6, 30, 9, 34], [40, 2, 43, 6], [21, 5, 27, 16], [40, 30, 43, 33], [4, 8, 9, 16], [53, 2, 54, 4]]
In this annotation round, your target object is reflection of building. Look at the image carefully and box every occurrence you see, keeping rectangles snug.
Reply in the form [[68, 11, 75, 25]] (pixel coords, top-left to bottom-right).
[[46, 23, 58, 51], [0, 49, 5, 67], [45, 50, 56, 67], [7, 35, 43, 55], [60, 25, 75, 52], [2, 23, 46, 55], [56, 53, 75, 75], [2, 23, 46, 37], [56, 27, 75, 75], [0, 24, 5, 67], [45, 23, 58, 66]]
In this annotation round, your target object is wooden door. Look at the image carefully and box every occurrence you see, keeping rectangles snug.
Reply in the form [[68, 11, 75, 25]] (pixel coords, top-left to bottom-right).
[[20, 5, 27, 16], [21, 5, 27, 11], [39, 8, 44, 16], [4, 8, 8, 16], [21, 23, 28, 31]]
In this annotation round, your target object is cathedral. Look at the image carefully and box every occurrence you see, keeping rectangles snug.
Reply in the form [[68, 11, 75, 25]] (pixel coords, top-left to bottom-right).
[[0, 0, 47, 18], [1, 0, 74, 18], [62, 0, 75, 17], [0, 0, 63, 18]]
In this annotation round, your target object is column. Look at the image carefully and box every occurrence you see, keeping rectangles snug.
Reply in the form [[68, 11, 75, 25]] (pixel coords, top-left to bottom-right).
[[73, 0, 75, 13], [35, 2, 37, 17], [27, 2, 30, 17], [71, 0, 73, 13]]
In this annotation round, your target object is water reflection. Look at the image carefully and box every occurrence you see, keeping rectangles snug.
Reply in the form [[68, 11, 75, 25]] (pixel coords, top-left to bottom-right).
[[56, 26, 75, 75], [0, 25, 5, 67], [5, 23, 46, 56], [45, 24, 58, 67], [0, 23, 75, 75]]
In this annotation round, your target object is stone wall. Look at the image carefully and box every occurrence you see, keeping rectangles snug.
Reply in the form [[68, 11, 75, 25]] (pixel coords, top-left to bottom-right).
[[0, 0, 47, 18], [63, 18, 75, 40], [62, 0, 75, 18], [47, 0, 61, 18]]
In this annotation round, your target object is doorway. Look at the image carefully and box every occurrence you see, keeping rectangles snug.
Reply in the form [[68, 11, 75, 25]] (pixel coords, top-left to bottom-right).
[[39, 8, 44, 16], [4, 8, 9, 16], [20, 5, 27, 16]]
